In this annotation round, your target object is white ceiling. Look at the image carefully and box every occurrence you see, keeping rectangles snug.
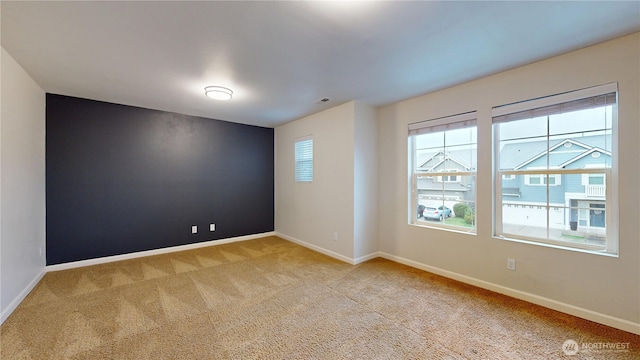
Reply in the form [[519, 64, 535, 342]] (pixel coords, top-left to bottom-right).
[[2, 1, 639, 128]]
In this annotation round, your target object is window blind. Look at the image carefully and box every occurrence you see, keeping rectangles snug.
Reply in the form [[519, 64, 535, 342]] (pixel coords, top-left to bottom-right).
[[492, 83, 617, 124], [408, 111, 477, 136], [295, 136, 313, 182]]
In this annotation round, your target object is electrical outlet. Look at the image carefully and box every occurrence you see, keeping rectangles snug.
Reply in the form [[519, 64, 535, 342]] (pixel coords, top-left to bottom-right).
[[192, 225, 198, 234], [333, 232, 338, 241], [210, 223, 215, 231], [507, 258, 516, 271]]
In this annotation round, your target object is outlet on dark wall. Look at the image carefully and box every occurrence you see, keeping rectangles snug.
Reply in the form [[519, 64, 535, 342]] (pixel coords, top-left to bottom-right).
[[46, 94, 274, 265]]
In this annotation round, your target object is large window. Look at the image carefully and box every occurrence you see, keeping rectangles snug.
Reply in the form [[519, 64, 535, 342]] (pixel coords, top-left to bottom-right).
[[492, 83, 617, 254], [409, 112, 477, 233], [295, 136, 313, 182]]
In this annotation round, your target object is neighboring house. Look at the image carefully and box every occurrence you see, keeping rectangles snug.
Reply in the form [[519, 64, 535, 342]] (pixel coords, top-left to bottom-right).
[[415, 151, 476, 211], [415, 135, 610, 237], [500, 135, 610, 237]]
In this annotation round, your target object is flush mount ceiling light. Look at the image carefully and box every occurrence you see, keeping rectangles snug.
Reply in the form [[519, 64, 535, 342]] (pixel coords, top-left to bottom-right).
[[205, 86, 233, 100]]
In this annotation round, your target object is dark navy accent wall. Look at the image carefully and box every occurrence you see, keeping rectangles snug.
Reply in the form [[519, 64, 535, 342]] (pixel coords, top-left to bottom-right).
[[46, 94, 274, 265]]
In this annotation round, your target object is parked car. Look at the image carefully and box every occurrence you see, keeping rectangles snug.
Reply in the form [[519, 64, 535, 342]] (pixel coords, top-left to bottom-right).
[[438, 205, 453, 218], [419, 205, 453, 221], [422, 206, 443, 221]]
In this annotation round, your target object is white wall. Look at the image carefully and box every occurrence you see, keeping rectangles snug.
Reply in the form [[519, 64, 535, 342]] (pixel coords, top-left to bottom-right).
[[353, 102, 378, 260], [0, 47, 47, 324], [378, 33, 640, 333], [276, 101, 379, 262], [275, 102, 356, 259]]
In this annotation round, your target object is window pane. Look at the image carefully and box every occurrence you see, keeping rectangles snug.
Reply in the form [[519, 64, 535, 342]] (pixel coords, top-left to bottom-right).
[[295, 138, 313, 182], [451, 197, 476, 229], [416, 132, 445, 152], [416, 174, 475, 231], [444, 142, 476, 172], [548, 106, 613, 168], [444, 126, 477, 148], [498, 135, 547, 171], [502, 203, 549, 240], [567, 202, 606, 246], [500, 171, 607, 248], [548, 107, 613, 138], [498, 116, 548, 142]]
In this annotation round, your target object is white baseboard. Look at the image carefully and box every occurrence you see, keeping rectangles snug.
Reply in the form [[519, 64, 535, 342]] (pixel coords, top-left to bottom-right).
[[275, 232, 352, 264], [6, 232, 638, 335], [2, 232, 275, 325], [275, 232, 379, 265], [1, 268, 46, 325], [378, 252, 640, 336], [353, 251, 381, 265], [47, 231, 276, 272], [269, 233, 640, 335]]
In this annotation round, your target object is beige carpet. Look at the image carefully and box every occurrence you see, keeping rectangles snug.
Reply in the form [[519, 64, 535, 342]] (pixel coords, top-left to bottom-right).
[[1, 236, 638, 359]]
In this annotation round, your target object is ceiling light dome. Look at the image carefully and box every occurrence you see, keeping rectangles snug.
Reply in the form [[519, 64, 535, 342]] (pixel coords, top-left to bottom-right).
[[205, 86, 233, 100]]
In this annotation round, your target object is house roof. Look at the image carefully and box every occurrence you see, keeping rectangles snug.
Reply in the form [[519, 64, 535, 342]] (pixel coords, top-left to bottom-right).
[[415, 135, 611, 171], [417, 150, 477, 171], [557, 147, 612, 168], [501, 135, 611, 170]]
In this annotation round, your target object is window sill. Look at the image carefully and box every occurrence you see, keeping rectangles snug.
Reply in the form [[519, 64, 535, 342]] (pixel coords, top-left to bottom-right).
[[411, 221, 476, 236], [493, 234, 618, 257]]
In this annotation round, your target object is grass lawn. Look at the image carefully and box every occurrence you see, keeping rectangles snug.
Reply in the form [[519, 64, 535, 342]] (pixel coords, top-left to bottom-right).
[[561, 234, 586, 243], [444, 217, 474, 227]]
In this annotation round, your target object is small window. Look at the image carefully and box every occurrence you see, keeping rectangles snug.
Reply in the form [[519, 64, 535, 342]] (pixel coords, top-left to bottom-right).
[[588, 174, 604, 185], [442, 170, 459, 183], [295, 136, 313, 182], [409, 112, 477, 233], [524, 172, 561, 186], [581, 172, 606, 186]]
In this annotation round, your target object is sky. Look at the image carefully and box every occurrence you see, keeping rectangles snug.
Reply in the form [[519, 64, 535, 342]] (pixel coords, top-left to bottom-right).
[[413, 104, 614, 171], [415, 105, 613, 152]]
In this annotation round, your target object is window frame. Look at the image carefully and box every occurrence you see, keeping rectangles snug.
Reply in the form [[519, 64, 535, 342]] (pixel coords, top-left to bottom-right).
[[408, 111, 477, 234], [294, 135, 313, 182], [492, 83, 618, 255]]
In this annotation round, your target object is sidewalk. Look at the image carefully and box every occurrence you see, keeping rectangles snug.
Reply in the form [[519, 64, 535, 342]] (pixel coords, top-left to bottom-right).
[[502, 224, 605, 246]]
